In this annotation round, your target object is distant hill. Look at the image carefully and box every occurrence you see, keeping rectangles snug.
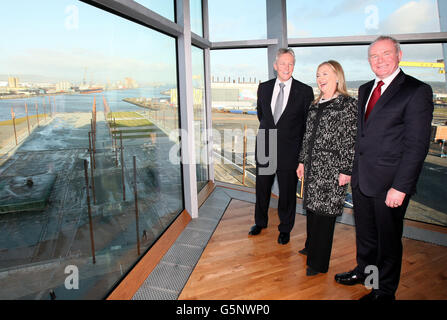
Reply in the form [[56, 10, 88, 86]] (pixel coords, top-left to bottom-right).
[[0, 74, 62, 84], [426, 81, 447, 94]]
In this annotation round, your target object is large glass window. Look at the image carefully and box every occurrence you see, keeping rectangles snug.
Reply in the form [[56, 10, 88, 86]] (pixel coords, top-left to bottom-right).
[[210, 49, 268, 187], [292, 44, 447, 227], [190, 0, 203, 37], [287, 0, 440, 38], [208, 0, 266, 41], [0, 0, 182, 299], [192, 46, 209, 192]]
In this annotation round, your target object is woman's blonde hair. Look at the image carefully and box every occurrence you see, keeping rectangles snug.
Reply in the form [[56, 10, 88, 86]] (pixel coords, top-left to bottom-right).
[[313, 60, 350, 104]]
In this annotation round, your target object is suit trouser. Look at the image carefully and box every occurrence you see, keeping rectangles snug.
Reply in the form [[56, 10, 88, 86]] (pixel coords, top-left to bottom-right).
[[352, 186, 410, 296], [305, 210, 337, 273], [255, 168, 298, 233]]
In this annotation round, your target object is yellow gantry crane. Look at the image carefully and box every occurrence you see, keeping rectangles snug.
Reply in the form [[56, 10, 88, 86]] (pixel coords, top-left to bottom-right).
[[399, 60, 445, 74]]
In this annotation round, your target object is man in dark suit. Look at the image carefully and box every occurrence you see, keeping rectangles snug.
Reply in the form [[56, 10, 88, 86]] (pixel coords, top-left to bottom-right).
[[249, 48, 314, 245], [334, 36, 433, 300]]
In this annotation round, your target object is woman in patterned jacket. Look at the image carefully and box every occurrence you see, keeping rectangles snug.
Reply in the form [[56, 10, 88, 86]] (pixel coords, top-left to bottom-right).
[[296, 60, 358, 276]]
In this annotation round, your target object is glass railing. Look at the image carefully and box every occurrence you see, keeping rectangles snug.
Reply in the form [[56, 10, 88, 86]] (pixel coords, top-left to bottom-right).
[[210, 74, 447, 228], [407, 116, 447, 227], [212, 106, 258, 189]]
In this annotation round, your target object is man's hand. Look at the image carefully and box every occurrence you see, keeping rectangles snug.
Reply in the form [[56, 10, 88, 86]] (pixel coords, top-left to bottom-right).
[[385, 188, 406, 208]]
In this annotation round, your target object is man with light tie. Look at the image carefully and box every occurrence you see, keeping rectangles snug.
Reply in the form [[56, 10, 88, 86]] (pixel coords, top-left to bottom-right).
[[334, 36, 433, 300], [249, 48, 314, 245]]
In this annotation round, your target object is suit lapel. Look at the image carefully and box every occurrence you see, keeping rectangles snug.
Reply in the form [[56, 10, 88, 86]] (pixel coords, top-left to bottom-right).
[[360, 81, 374, 116], [359, 80, 374, 132], [265, 79, 276, 124], [364, 71, 405, 127]]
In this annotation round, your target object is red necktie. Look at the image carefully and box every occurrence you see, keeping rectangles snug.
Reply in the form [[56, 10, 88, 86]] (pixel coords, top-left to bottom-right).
[[365, 80, 384, 121]]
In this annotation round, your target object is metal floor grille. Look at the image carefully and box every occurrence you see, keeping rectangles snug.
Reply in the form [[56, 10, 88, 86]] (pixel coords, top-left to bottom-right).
[[132, 187, 232, 300]]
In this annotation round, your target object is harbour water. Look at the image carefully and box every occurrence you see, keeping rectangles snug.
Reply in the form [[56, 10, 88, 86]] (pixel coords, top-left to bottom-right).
[[0, 86, 174, 121]]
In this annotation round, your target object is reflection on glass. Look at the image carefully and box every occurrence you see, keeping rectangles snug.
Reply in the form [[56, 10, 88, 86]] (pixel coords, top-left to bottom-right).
[[192, 46, 209, 192], [190, 0, 203, 37], [134, 0, 175, 21], [208, 0, 266, 41], [0, 0, 182, 299], [287, 0, 440, 38], [210, 49, 268, 188]]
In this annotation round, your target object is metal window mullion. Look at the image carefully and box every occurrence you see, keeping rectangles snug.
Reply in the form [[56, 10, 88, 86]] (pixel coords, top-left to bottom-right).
[[191, 32, 212, 49], [204, 49, 214, 183], [438, 1, 447, 90], [202, 0, 214, 182], [208, 33, 447, 51], [84, 0, 182, 37], [211, 39, 278, 50], [266, 0, 288, 79], [177, 0, 199, 218], [288, 32, 447, 47]]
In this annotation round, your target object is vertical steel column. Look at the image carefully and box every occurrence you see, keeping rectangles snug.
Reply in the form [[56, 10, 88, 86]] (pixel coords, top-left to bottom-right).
[[438, 0, 447, 91], [88, 132, 96, 204], [43, 97, 47, 121], [203, 0, 214, 183], [11, 107, 17, 145], [133, 156, 140, 256], [35, 103, 39, 127], [120, 132, 126, 201], [266, 0, 288, 79], [177, 0, 199, 218], [242, 124, 247, 185], [25, 103, 30, 135]]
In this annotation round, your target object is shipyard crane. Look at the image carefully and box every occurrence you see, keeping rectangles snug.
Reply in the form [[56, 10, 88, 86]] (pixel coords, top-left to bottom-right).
[[399, 60, 445, 74]]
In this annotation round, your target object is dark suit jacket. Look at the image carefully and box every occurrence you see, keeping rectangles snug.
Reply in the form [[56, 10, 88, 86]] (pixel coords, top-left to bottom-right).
[[256, 78, 314, 171], [351, 70, 433, 196]]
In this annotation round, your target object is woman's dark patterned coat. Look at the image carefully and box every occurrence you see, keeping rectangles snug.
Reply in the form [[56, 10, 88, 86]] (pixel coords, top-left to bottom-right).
[[298, 95, 358, 216]]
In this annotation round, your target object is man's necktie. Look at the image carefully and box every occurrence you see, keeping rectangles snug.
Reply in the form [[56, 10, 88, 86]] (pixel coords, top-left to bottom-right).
[[364, 80, 384, 121], [274, 82, 285, 125]]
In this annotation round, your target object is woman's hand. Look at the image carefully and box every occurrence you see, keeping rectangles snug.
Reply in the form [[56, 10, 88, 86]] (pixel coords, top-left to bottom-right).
[[338, 173, 351, 186], [297, 163, 304, 179]]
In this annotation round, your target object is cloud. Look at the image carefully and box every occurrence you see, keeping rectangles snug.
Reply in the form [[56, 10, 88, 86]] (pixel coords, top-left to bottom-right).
[[325, 0, 377, 16], [3, 47, 177, 84], [287, 22, 311, 38], [379, 0, 440, 34]]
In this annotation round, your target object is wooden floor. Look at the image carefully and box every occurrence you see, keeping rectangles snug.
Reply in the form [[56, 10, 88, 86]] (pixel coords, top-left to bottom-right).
[[179, 199, 447, 300]]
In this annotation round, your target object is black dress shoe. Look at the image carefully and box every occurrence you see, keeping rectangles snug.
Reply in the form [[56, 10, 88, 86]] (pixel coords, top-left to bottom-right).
[[334, 270, 365, 286], [248, 225, 265, 236], [277, 232, 290, 245], [359, 290, 395, 301], [306, 266, 320, 276], [298, 248, 308, 255]]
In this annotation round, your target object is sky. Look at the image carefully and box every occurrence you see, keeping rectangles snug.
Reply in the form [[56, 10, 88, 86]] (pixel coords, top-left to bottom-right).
[[0, 0, 445, 87], [0, 0, 178, 86], [209, 0, 445, 84]]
